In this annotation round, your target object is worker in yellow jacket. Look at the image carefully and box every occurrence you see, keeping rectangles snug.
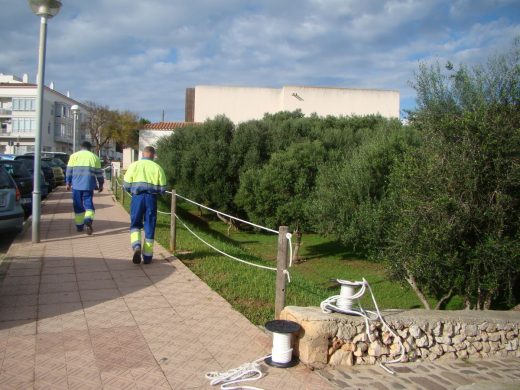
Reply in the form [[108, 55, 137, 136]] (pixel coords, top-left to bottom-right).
[[66, 141, 104, 235], [123, 146, 167, 264]]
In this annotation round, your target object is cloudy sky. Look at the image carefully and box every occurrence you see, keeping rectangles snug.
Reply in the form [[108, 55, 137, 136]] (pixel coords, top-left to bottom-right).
[[1, 0, 519, 121]]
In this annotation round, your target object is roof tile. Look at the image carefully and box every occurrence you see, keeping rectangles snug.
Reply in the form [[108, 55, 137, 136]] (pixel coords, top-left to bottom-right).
[[142, 122, 199, 130]]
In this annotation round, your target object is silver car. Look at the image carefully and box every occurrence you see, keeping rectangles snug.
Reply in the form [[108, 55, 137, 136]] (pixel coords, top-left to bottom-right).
[[0, 166, 24, 234]]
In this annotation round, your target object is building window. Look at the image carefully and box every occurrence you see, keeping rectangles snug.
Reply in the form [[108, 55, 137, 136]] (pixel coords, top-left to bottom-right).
[[12, 118, 36, 133], [55, 102, 72, 118], [12, 98, 36, 111]]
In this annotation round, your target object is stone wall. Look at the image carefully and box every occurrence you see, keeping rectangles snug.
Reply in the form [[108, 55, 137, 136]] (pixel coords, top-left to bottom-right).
[[280, 306, 520, 369]]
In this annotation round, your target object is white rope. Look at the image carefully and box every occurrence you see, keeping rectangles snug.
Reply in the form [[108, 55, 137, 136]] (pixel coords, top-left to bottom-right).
[[205, 358, 267, 390], [166, 191, 295, 266], [320, 278, 405, 374], [286, 233, 293, 267], [168, 191, 278, 234], [174, 212, 288, 274], [118, 186, 294, 275]]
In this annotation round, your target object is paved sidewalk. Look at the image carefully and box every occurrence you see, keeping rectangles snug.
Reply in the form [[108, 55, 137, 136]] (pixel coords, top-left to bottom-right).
[[319, 356, 520, 389], [0, 186, 331, 389]]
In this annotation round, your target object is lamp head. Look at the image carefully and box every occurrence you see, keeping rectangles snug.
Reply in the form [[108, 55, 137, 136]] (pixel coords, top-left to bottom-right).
[[71, 105, 79, 112], [28, 0, 62, 18]]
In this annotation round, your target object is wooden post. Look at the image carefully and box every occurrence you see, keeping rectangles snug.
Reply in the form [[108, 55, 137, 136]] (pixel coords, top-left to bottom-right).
[[114, 176, 118, 199], [170, 189, 177, 252], [111, 167, 115, 192], [121, 181, 125, 205], [275, 225, 289, 319]]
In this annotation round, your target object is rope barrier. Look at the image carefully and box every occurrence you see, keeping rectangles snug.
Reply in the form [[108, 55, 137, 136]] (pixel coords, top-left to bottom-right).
[[114, 180, 292, 280], [166, 191, 294, 263], [167, 191, 278, 234], [174, 212, 289, 275]]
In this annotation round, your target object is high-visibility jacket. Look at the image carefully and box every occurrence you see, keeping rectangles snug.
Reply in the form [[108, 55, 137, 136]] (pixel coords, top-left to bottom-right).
[[123, 158, 167, 195], [66, 150, 104, 191]]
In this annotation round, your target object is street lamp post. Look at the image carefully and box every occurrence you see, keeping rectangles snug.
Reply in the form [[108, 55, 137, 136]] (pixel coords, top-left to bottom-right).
[[71, 104, 79, 153], [28, 0, 62, 243]]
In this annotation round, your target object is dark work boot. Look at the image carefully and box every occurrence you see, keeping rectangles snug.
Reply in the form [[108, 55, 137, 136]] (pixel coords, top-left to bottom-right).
[[85, 220, 93, 235], [132, 247, 142, 264]]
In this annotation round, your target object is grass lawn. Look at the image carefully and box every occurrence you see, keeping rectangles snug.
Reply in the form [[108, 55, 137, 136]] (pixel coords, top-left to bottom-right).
[[114, 187, 462, 325]]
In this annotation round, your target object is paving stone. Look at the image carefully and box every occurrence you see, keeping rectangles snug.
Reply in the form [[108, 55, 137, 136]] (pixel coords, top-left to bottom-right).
[[414, 376, 452, 390], [440, 371, 473, 385], [460, 369, 479, 375], [369, 382, 390, 390], [393, 366, 413, 373], [336, 370, 352, 380], [428, 374, 452, 386]]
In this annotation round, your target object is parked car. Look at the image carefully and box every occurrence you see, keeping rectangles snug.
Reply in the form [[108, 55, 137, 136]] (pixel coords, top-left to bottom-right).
[[0, 160, 33, 216], [26, 151, 70, 165], [0, 156, 50, 199], [43, 157, 65, 186], [0, 166, 24, 234], [51, 157, 67, 171], [14, 155, 56, 190]]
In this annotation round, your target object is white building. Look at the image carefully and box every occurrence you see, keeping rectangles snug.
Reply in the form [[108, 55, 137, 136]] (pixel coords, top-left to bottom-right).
[[0, 74, 87, 155], [185, 85, 400, 123], [138, 122, 198, 158]]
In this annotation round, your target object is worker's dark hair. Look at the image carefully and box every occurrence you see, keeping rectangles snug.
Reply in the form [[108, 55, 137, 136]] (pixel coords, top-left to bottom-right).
[[81, 141, 92, 150], [143, 146, 156, 155]]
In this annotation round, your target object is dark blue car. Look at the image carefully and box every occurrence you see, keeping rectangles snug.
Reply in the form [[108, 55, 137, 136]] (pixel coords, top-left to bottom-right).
[[0, 154, 49, 199]]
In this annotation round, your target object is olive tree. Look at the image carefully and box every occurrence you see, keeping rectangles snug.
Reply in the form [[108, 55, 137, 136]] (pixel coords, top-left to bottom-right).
[[235, 141, 326, 262], [381, 40, 520, 309]]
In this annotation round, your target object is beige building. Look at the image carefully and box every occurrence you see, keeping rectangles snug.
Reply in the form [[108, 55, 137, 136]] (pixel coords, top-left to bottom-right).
[[185, 85, 400, 123]]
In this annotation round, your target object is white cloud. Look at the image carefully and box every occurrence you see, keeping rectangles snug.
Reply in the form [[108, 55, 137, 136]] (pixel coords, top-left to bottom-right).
[[0, 0, 518, 120]]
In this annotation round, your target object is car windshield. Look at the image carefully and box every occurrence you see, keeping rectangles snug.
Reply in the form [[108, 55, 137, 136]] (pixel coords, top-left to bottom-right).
[[0, 162, 31, 179], [18, 159, 35, 173], [0, 167, 15, 189]]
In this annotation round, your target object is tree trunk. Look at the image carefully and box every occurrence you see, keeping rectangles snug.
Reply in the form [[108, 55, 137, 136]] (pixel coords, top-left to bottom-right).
[[216, 212, 235, 236], [434, 287, 454, 310], [292, 230, 302, 264], [404, 269, 431, 309], [483, 290, 494, 310]]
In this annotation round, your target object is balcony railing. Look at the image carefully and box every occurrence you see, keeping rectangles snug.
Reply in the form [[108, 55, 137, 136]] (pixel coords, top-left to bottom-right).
[[54, 132, 72, 143]]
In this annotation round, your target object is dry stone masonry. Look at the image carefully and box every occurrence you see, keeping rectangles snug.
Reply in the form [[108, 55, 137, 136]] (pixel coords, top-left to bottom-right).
[[280, 306, 520, 368]]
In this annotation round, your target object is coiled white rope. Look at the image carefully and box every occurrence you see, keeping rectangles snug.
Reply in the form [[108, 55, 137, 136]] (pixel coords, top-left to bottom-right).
[[205, 339, 293, 389], [205, 357, 267, 390], [271, 333, 293, 363], [320, 278, 405, 374]]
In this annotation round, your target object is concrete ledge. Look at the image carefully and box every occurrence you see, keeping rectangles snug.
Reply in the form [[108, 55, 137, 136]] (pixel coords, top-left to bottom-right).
[[281, 306, 520, 368]]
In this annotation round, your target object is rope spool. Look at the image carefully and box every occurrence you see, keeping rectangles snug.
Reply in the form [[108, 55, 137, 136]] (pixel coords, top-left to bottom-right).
[[264, 320, 300, 368], [336, 280, 366, 311], [320, 277, 405, 374]]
